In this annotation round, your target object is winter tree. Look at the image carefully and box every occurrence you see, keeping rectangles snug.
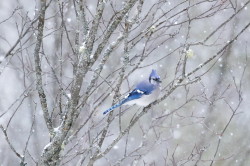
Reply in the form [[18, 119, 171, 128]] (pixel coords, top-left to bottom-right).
[[0, 0, 250, 165]]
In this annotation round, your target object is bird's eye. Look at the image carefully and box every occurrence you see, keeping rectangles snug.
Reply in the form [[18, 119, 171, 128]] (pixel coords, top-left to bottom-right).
[[152, 78, 161, 83]]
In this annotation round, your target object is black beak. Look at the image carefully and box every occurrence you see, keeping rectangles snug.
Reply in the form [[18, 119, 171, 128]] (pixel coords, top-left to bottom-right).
[[155, 78, 161, 83]]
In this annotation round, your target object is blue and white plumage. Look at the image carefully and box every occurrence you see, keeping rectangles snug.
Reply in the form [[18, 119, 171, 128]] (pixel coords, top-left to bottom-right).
[[103, 69, 161, 115]]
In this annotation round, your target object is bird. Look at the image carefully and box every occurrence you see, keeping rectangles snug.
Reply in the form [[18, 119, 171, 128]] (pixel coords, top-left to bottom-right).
[[103, 69, 161, 115]]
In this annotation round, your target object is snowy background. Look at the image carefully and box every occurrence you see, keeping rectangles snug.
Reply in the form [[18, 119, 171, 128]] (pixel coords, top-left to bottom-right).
[[0, 0, 250, 165]]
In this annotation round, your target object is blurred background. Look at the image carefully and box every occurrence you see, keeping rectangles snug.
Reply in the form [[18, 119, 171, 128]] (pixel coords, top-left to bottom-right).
[[0, 0, 250, 165]]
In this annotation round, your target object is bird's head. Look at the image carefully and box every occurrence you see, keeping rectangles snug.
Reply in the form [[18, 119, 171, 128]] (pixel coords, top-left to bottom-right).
[[149, 69, 161, 85]]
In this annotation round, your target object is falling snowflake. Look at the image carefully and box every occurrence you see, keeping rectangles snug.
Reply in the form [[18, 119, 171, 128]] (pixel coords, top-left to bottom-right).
[[113, 145, 119, 149], [67, 18, 71, 22]]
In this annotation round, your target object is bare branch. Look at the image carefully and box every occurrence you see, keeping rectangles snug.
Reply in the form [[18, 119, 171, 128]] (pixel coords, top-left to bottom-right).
[[33, 0, 53, 135]]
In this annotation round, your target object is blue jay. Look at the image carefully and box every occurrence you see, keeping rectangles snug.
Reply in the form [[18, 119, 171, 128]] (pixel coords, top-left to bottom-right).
[[103, 69, 161, 115]]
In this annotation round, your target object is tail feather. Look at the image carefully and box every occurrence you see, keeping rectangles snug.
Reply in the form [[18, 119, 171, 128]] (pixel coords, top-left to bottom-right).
[[103, 103, 122, 115], [103, 97, 131, 115]]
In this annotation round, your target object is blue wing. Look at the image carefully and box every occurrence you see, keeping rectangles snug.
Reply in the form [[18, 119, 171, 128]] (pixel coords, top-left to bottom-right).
[[135, 81, 156, 95], [103, 81, 156, 115], [103, 89, 145, 115]]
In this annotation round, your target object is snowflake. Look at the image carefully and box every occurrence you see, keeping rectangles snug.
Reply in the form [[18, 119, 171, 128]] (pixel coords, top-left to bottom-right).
[[67, 18, 71, 22], [113, 145, 119, 149]]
